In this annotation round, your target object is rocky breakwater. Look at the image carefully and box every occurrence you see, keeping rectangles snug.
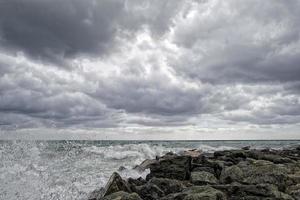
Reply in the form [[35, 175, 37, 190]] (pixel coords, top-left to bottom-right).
[[89, 146, 300, 200]]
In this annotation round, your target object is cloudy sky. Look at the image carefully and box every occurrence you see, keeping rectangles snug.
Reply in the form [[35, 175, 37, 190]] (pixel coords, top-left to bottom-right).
[[0, 0, 300, 139]]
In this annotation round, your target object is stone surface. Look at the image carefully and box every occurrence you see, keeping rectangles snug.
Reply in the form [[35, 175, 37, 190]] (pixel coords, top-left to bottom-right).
[[190, 171, 218, 185], [89, 146, 300, 200], [103, 172, 131, 197], [149, 177, 185, 195], [101, 191, 142, 200], [146, 155, 191, 181]]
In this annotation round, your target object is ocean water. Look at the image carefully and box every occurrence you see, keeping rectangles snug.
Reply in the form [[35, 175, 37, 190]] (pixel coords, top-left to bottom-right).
[[0, 140, 299, 200]]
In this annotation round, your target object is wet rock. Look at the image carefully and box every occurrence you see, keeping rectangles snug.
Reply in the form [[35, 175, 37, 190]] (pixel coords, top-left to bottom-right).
[[242, 146, 251, 150], [146, 155, 191, 181], [118, 166, 127, 172], [220, 160, 292, 191], [190, 171, 218, 185], [161, 186, 226, 200], [192, 166, 215, 174], [149, 177, 185, 195], [102, 172, 131, 197], [214, 183, 293, 199], [88, 188, 105, 200], [133, 159, 157, 172], [134, 183, 164, 200], [101, 191, 142, 200]]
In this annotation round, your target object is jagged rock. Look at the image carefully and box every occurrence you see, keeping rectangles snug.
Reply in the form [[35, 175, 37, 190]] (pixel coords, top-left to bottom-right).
[[149, 177, 185, 195], [101, 191, 142, 200], [133, 159, 157, 172], [192, 166, 215, 174], [247, 150, 295, 164], [160, 186, 226, 200], [118, 166, 127, 172], [190, 171, 218, 185], [134, 183, 164, 200], [90, 146, 300, 200], [102, 172, 131, 197], [220, 160, 292, 191], [88, 188, 105, 200], [214, 184, 293, 200], [146, 155, 191, 181], [286, 183, 300, 199], [242, 146, 251, 150]]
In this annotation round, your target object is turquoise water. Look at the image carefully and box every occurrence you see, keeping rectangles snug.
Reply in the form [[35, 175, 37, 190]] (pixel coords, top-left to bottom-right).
[[0, 140, 299, 200]]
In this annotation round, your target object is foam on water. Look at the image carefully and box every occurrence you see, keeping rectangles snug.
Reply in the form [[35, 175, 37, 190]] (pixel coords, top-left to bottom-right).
[[0, 140, 299, 200]]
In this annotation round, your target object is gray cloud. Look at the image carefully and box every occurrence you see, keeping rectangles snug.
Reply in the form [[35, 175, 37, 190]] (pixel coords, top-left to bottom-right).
[[0, 0, 300, 138]]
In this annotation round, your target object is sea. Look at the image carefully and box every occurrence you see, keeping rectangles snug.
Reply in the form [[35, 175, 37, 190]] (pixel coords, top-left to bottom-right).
[[0, 140, 300, 200]]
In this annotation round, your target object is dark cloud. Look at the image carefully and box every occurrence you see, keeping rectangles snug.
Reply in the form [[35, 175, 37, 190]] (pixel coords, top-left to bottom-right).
[[0, 0, 300, 137]]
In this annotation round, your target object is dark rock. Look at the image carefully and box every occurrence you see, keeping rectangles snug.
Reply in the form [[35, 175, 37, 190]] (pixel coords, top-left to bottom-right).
[[134, 183, 164, 200], [102, 172, 131, 197], [220, 160, 292, 191], [88, 188, 105, 200], [161, 185, 226, 200], [149, 177, 185, 195], [101, 191, 142, 200], [214, 184, 293, 199], [242, 146, 251, 150], [133, 159, 157, 172], [192, 166, 215, 174], [118, 166, 127, 172], [190, 171, 218, 185], [146, 155, 191, 181]]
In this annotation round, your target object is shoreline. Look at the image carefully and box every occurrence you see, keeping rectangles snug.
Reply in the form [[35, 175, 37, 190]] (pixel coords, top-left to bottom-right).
[[89, 146, 300, 200]]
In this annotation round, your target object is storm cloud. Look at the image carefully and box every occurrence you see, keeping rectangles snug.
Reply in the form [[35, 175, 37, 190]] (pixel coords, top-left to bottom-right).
[[0, 0, 300, 139]]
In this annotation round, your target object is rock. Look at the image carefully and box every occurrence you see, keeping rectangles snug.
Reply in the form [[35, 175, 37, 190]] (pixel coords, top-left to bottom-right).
[[247, 150, 295, 164], [88, 188, 105, 200], [161, 186, 226, 200], [242, 146, 251, 150], [102, 172, 131, 197], [220, 160, 292, 191], [134, 183, 164, 200], [101, 191, 142, 200], [190, 171, 218, 185], [133, 159, 157, 172], [286, 183, 300, 199], [118, 166, 127, 172], [146, 155, 191, 181], [149, 177, 185, 195], [192, 166, 215, 174], [220, 165, 243, 184], [128, 177, 147, 187], [213, 183, 293, 199]]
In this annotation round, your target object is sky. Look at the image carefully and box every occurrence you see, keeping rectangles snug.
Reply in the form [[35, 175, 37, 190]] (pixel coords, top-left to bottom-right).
[[0, 0, 300, 140]]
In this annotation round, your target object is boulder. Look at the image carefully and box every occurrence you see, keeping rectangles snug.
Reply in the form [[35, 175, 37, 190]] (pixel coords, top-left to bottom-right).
[[220, 160, 292, 191], [134, 183, 164, 200], [101, 191, 142, 200], [149, 177, 185, 195], [88, 188, 105, 200], [161, 186, 226, 200], [190, 171, 218, 185], [214, 184, 293, 200], [146, 155, 191, 181], [102, 172, 131, 197], [133, 159, 157, 172]]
